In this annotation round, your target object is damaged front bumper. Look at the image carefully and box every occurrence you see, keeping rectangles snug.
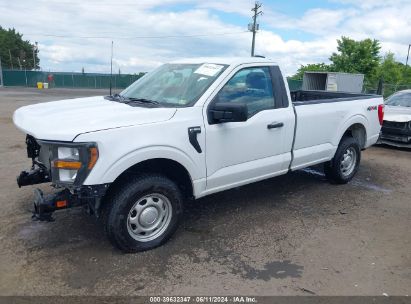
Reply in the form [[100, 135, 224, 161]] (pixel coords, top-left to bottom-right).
[[32, 185, 110, 221], [33, 188, 78, 221], [17, 135, 109, 220], [31, 184, 110, 221]]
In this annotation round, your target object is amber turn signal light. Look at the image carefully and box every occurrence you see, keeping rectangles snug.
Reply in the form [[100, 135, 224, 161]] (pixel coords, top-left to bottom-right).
[[52, 160, 82, 170], [88, 147, 98, 169], [56, 200, 67, 208]]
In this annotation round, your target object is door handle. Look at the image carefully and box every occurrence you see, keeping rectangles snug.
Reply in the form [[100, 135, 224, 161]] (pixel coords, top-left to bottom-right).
[[267, 122, 284, 129]]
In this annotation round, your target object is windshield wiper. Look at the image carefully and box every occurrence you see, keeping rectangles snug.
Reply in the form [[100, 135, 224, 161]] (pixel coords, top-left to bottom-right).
[[105, 94, 161, 107], [123, 97, 161, 106]]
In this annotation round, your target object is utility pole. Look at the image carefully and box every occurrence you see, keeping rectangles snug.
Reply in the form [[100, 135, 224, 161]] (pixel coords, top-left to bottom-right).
[[249, 2, 263, 57], [406, 44, 411, 68], [109, 40, 113, 95]]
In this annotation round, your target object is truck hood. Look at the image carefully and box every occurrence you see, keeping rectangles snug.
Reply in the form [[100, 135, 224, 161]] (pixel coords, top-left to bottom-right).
[[384, 105, 411, 122], [13, 96, 177, 141]]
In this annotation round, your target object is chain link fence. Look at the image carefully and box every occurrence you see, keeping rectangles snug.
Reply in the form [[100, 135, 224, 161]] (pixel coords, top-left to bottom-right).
[[290, 78, 411, 98], [5, 70, 408, 98], [0, 69, 143, 89], [2, 70, 305, 92], [384, 83, 411, 97], [364, 83, 411, 98]]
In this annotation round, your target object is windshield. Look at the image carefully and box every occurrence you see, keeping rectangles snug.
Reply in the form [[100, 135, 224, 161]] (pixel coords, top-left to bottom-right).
[[120, 63, 227, 107], [385, 91, 411, 107]]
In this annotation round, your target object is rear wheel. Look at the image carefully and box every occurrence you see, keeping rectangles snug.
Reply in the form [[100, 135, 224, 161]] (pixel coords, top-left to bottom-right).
[[324, 136, 361, 184], [102, 174, 183, 252]]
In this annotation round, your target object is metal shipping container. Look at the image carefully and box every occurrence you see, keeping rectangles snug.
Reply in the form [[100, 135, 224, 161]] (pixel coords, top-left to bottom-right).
[[302, 71, 364, 93]]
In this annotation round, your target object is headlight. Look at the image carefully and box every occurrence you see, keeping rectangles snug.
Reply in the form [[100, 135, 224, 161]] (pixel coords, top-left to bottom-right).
[[54, 147, 80, 182], [39, 141, 98, 186], [58, 147, 80, 160]]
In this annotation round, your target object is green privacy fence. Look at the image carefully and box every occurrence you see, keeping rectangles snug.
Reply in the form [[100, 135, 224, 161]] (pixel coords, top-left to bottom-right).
[[1, 69, 304, 91], [1, 69, 143, 89], [287, 79, 303, 91]]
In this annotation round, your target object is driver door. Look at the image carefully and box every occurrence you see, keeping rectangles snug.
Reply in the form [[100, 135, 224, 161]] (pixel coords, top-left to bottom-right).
[[204, 65, 294, 192]]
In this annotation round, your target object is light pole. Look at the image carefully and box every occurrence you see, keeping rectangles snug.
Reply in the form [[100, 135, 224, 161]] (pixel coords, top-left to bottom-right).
[[406, 44, 411, 68]]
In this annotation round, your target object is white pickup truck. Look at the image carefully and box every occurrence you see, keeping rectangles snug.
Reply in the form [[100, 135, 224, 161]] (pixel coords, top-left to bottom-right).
[[14, 57, 384, 252]]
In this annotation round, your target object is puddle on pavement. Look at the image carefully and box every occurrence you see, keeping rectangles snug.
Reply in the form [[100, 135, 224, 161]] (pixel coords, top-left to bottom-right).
[[300, 168, 392, 193], [243, 260, 303, 281], [18, 222, 49, 241], [301, 168, 325, 177], [351, 180, 392, 193]]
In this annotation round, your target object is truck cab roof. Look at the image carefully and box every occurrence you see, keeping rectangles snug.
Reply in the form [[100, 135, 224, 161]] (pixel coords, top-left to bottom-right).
[[171, 57, 276, 66]]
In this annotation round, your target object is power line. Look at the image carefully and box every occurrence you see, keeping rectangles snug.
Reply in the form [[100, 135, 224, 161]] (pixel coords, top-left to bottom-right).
[[25, 31, 249, 40]]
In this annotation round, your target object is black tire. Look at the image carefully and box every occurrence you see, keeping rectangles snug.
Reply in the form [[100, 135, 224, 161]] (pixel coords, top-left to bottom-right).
[[102, 174, 183, 253], [324, 136, 361, 184]]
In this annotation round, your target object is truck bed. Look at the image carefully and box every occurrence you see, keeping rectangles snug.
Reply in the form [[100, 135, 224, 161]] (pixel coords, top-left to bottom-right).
[[289, 89, 383, 171], [291, 90, 379, 105]]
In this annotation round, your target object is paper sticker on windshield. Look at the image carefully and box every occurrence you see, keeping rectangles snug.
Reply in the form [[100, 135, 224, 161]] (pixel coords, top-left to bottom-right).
[[194, 64, 224, 77]]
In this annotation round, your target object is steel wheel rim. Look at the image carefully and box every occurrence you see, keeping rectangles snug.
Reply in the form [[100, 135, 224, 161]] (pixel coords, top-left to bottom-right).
[[127, 193, 172, 242], [340, 147, 357, 177]]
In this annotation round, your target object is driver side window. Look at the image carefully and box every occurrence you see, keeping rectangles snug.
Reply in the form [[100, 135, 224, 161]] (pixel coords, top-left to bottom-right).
[[214, 67, 275, 117]]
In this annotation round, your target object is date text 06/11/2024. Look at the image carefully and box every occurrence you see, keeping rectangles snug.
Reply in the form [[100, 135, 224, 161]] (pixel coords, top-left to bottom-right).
[[149, 296, 257, 303]]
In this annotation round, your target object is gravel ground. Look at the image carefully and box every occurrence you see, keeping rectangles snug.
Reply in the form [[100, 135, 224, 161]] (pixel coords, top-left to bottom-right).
[[0, 87, 410, 296]]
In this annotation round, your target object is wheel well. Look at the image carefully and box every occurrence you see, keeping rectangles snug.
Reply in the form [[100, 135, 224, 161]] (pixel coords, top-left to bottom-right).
[[343, 123, 366, 149], [108, 158, 194, 199]]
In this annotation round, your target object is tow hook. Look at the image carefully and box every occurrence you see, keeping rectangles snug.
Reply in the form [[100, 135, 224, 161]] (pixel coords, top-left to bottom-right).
[[32, 188, 76, 222]]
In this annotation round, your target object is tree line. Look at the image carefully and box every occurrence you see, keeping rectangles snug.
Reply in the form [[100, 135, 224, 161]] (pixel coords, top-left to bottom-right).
[[0, 26, 40, 70], [290, 36, 411, 96]]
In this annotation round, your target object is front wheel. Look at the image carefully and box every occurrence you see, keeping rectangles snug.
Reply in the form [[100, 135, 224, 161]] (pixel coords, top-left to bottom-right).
[[102, 174, 183, 252], [324, 136, 361, 184]]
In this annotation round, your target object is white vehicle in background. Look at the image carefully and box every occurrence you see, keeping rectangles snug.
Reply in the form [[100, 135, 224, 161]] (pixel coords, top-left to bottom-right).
[[13, 57, 384, 252], [378, 90, 411, 148]]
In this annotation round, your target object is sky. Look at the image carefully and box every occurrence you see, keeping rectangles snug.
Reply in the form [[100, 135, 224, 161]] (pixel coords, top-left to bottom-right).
[[1, 0, 410, 76]]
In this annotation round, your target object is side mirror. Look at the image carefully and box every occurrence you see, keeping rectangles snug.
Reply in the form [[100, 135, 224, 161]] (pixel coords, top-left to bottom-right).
[[209, 102, 248, 124]]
